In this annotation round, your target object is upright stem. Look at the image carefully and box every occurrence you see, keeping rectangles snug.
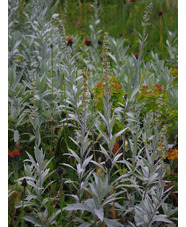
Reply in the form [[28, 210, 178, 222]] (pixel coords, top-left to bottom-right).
[[122, 99, 128, 155], [21, 188, 25, 227], [51, 44, 54, 145], [106, 168, 111, 219], [159, 19, 163, 50]]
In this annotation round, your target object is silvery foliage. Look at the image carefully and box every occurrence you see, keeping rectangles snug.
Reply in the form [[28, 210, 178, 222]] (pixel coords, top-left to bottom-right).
[[8, 1, 61, 225], [108, 36, 129, 77], [61, 18, 126, 226], [97, 96, 127, 157], [60, 47, 84, 128], [16, 147, 59, 226], [108, 3, 152, 98], [166, 86, 177, 109], [166, 31, 178, 66], [81, 0, 102, 72], [8, 0, 65, 139], [119, 113, 177, 226], [8, 0, 28, 139], [8, 0, 25, 67], [141, 31, 177, 92], [62, 129, 94, 200], [64, 173, 124, 227], [150, 52, 173, 90], [89, 0, 102, 45], [107, 3, 153, 101], [60, 38, 96, 224], [63, 83, 128, 226], [8, 0, 177, 225], [9, 0, 59, 74], [8, 65, 29, 143], [61, 3, 176, 225], [15, 86, 59, 226]]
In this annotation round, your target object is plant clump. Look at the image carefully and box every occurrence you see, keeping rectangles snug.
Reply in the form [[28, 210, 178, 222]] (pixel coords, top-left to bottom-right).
[[93, 75, 125, 111]]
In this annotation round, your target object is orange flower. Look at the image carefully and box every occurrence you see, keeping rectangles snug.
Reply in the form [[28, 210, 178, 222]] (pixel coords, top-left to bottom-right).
[[8, 152, 13, 157], [12, 151, 20, 155], [96, 82, 103, 88], [84, 38, 88, 45], [167, 148, 178, 161], [159, 10, 164, 16], [66, 38, 73, 41], [9, 151, 20, 162], [135, 52, 139, 59], [154, 84, 163, 89], [66, 38, 73, 47], [84, 38, 92, 46]]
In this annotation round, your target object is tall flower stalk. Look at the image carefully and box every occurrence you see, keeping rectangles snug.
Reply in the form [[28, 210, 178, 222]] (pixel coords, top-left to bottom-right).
[[134, 2, 153, 87], [82, 68, 88, 135], [95, 32, 127, 220], [101, 32, 111, 115], [50, 43, 55, 146]]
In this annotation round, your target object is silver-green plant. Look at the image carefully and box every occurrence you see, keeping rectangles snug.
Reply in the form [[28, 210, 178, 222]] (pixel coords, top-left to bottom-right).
[[60, 40, 95, 223], [81, 0, 102, 70], [8, 0, 178, 225], [16, 147, 59, 226], [150, 52, 174, 90], [8, 65, 29, 145], [64, 173, 124, 227], [108, 36, 129, 77], [66, 32, 128, 226], [89, 0, 102, 45], [166, 31, 178, 67]]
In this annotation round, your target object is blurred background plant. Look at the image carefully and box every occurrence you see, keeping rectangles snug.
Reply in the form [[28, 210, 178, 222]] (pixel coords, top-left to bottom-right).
[[57, 0, 178, 60]]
